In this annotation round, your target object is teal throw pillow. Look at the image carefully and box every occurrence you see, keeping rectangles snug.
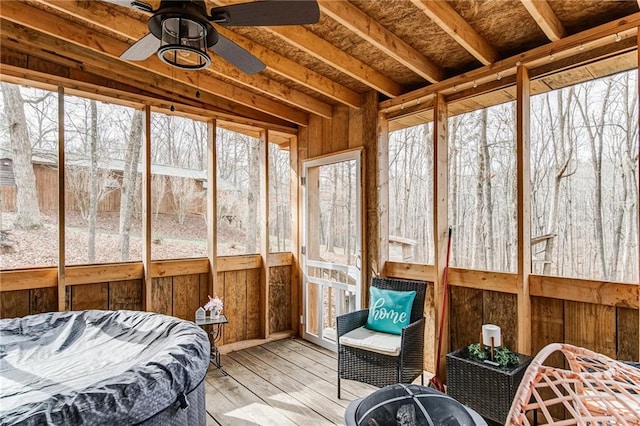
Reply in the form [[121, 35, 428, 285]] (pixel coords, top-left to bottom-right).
[[365, 287, 416, 335]]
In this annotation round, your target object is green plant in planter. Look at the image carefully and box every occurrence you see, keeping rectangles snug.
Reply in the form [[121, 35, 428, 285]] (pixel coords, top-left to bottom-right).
[[466, 343, 520, 370]]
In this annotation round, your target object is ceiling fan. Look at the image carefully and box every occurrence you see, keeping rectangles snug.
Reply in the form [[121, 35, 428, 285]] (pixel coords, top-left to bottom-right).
[[109, 0, 320, 73]]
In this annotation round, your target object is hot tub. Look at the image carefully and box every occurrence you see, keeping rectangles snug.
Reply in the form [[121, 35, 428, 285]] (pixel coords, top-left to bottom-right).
[[0, 310, 210, 425]]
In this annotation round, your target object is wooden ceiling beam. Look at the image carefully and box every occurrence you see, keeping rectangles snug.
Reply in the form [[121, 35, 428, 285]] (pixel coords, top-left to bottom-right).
[[213, 25, 362, 108], [380, 12, 640, 113], [520, 0, 567, 41], [409, 0, 499, 65], [265, 25, 403, 98], [206, 0, 403, 98], [318, 0, 444, 83], [32, 0, 331, 118], [0, 24, 294, 130], [0, 1, 308, 125]]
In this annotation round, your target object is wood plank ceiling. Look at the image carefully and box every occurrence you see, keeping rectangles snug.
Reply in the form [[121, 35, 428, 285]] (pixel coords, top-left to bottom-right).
[[1, 0, 638, 130]]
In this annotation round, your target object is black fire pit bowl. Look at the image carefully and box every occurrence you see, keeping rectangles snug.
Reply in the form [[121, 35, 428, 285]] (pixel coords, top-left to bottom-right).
[[344, 384, 487, 426]]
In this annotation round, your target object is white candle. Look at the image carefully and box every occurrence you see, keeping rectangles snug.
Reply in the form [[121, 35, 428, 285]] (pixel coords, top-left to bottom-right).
[[482, 324, 501, 347]]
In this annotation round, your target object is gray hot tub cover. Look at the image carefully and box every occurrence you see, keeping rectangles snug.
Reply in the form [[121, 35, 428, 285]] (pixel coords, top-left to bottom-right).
[[0, 310, 210, 425]]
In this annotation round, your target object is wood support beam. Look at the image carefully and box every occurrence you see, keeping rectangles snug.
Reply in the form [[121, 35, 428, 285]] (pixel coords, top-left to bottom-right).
[[206, 0, 404, 96], [77, 0, 359, 108], [0, 42, 294, 132], [377, 113, 390, 277], [637, 28, 640, 360], [208, 119, 217, 299], [319, 0, 444, 83], [380, 12, 640, 113], [516, 65, 532, 355], [264, 25, 403, 98], [409, 0, 499, 65], [33, 0, 331, 118], [142, 106, 152, 310], [432, 92, 449, 379], [288, 134, 301, 335], [57, 86, 66, 311], [261, 131, 270, 338], [521, 0, 567, 41], [1, 1, 308, 125], [215, 25, 361, 108]]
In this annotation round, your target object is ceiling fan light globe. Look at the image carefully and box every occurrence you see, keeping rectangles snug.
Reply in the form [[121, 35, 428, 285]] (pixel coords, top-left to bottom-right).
[[158, 17, 211, 70]]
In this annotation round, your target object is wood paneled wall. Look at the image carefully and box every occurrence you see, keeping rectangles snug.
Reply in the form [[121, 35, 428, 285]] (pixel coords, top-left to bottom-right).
[[389, 263, 640, 364], [1, 257, 295, 347]]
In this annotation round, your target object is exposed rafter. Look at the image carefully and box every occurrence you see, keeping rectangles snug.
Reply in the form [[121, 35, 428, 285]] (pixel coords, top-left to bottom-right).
[[93, 0, 362, 108], [318, 0, 444, 83], [32, 0, 332, 118], [207, 0, 403, 98], [212, 26, 361, 108], [0, 22, 294, 130], [0, 1, 308, 125], [521, 0, 567, 41], [409, 0, 499, 65]]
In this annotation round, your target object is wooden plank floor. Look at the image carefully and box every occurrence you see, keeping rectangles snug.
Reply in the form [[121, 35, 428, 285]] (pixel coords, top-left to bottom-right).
[[203, 338, 401, 425]]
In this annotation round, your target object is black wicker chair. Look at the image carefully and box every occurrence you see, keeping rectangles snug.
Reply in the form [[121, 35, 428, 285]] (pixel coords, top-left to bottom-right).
[[336, 277, 426, 398]]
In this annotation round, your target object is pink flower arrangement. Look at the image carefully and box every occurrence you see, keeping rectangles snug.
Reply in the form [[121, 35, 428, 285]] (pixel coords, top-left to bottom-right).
[[204, 295, 223, 313]]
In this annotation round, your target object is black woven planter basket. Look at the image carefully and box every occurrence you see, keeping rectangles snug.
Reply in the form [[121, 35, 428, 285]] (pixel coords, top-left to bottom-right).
[[446, 348, 533, 424]]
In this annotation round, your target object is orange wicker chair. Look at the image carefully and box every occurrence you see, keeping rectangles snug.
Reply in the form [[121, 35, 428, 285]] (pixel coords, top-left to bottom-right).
[[506, 343, 640, 425]]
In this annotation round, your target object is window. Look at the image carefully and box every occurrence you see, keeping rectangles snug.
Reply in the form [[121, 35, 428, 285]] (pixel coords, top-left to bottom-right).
[[150, 112, 208, 260], [216, 128, 261, 255], [64, 95, 142, 265], [448, 102, 517, 273], [269, 142, 291, 253], [388, 123, 434, 264], [0, 83, 58, 269], [530, 69, 638, 282]]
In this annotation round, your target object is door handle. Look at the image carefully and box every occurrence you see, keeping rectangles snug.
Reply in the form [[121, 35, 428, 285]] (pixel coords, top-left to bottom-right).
[[355, 255, 362, 271]]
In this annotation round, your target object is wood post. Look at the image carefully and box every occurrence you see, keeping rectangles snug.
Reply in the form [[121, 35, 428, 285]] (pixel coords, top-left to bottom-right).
[[516, 65, 532, 355], [57, 86, 66, 311], [637, 29, 640, 356], [377, 112, 389, 278], [208, 119, 217, 300], [289, 134, 301, 335], [142, 105, 152, 311], [261, 130, 270, 338], [433, 92, 449, 378]]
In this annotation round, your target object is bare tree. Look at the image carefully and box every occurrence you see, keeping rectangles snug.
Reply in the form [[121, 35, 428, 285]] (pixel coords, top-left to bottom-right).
[[246, 140, 260, 253], [1, 83, 42, 229], [151, 174, 167, 220], [87, 100, 99, 262], [574, 81, 613, 279], [542, 89, 576, 275], [119, 110, 143, 261]]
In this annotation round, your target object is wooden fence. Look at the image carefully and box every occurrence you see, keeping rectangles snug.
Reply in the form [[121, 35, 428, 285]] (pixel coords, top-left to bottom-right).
[[1, 163, 205, 216]]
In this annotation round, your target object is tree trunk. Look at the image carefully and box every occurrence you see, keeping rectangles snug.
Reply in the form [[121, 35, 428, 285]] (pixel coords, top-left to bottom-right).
[[87, 100, 99, 263], [543, 90, 574, 275], [326, 167, 337, 254], [480, 109, 495, 270], [119, 110, 143, 261], [246, 141, 259, 253], [575, 83, 610, 279], [471, 112, 486, 269], [1, 83, 42, 229]]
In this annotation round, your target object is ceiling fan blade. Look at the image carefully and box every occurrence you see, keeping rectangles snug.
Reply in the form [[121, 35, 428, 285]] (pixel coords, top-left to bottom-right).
[[209, 34, 266, 75], [121, 33, 160, 61], [210, 0, 320, 26]]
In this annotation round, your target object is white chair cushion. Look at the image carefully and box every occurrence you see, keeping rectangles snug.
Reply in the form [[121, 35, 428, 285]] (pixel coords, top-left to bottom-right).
[[339, 326, 402, 357]]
